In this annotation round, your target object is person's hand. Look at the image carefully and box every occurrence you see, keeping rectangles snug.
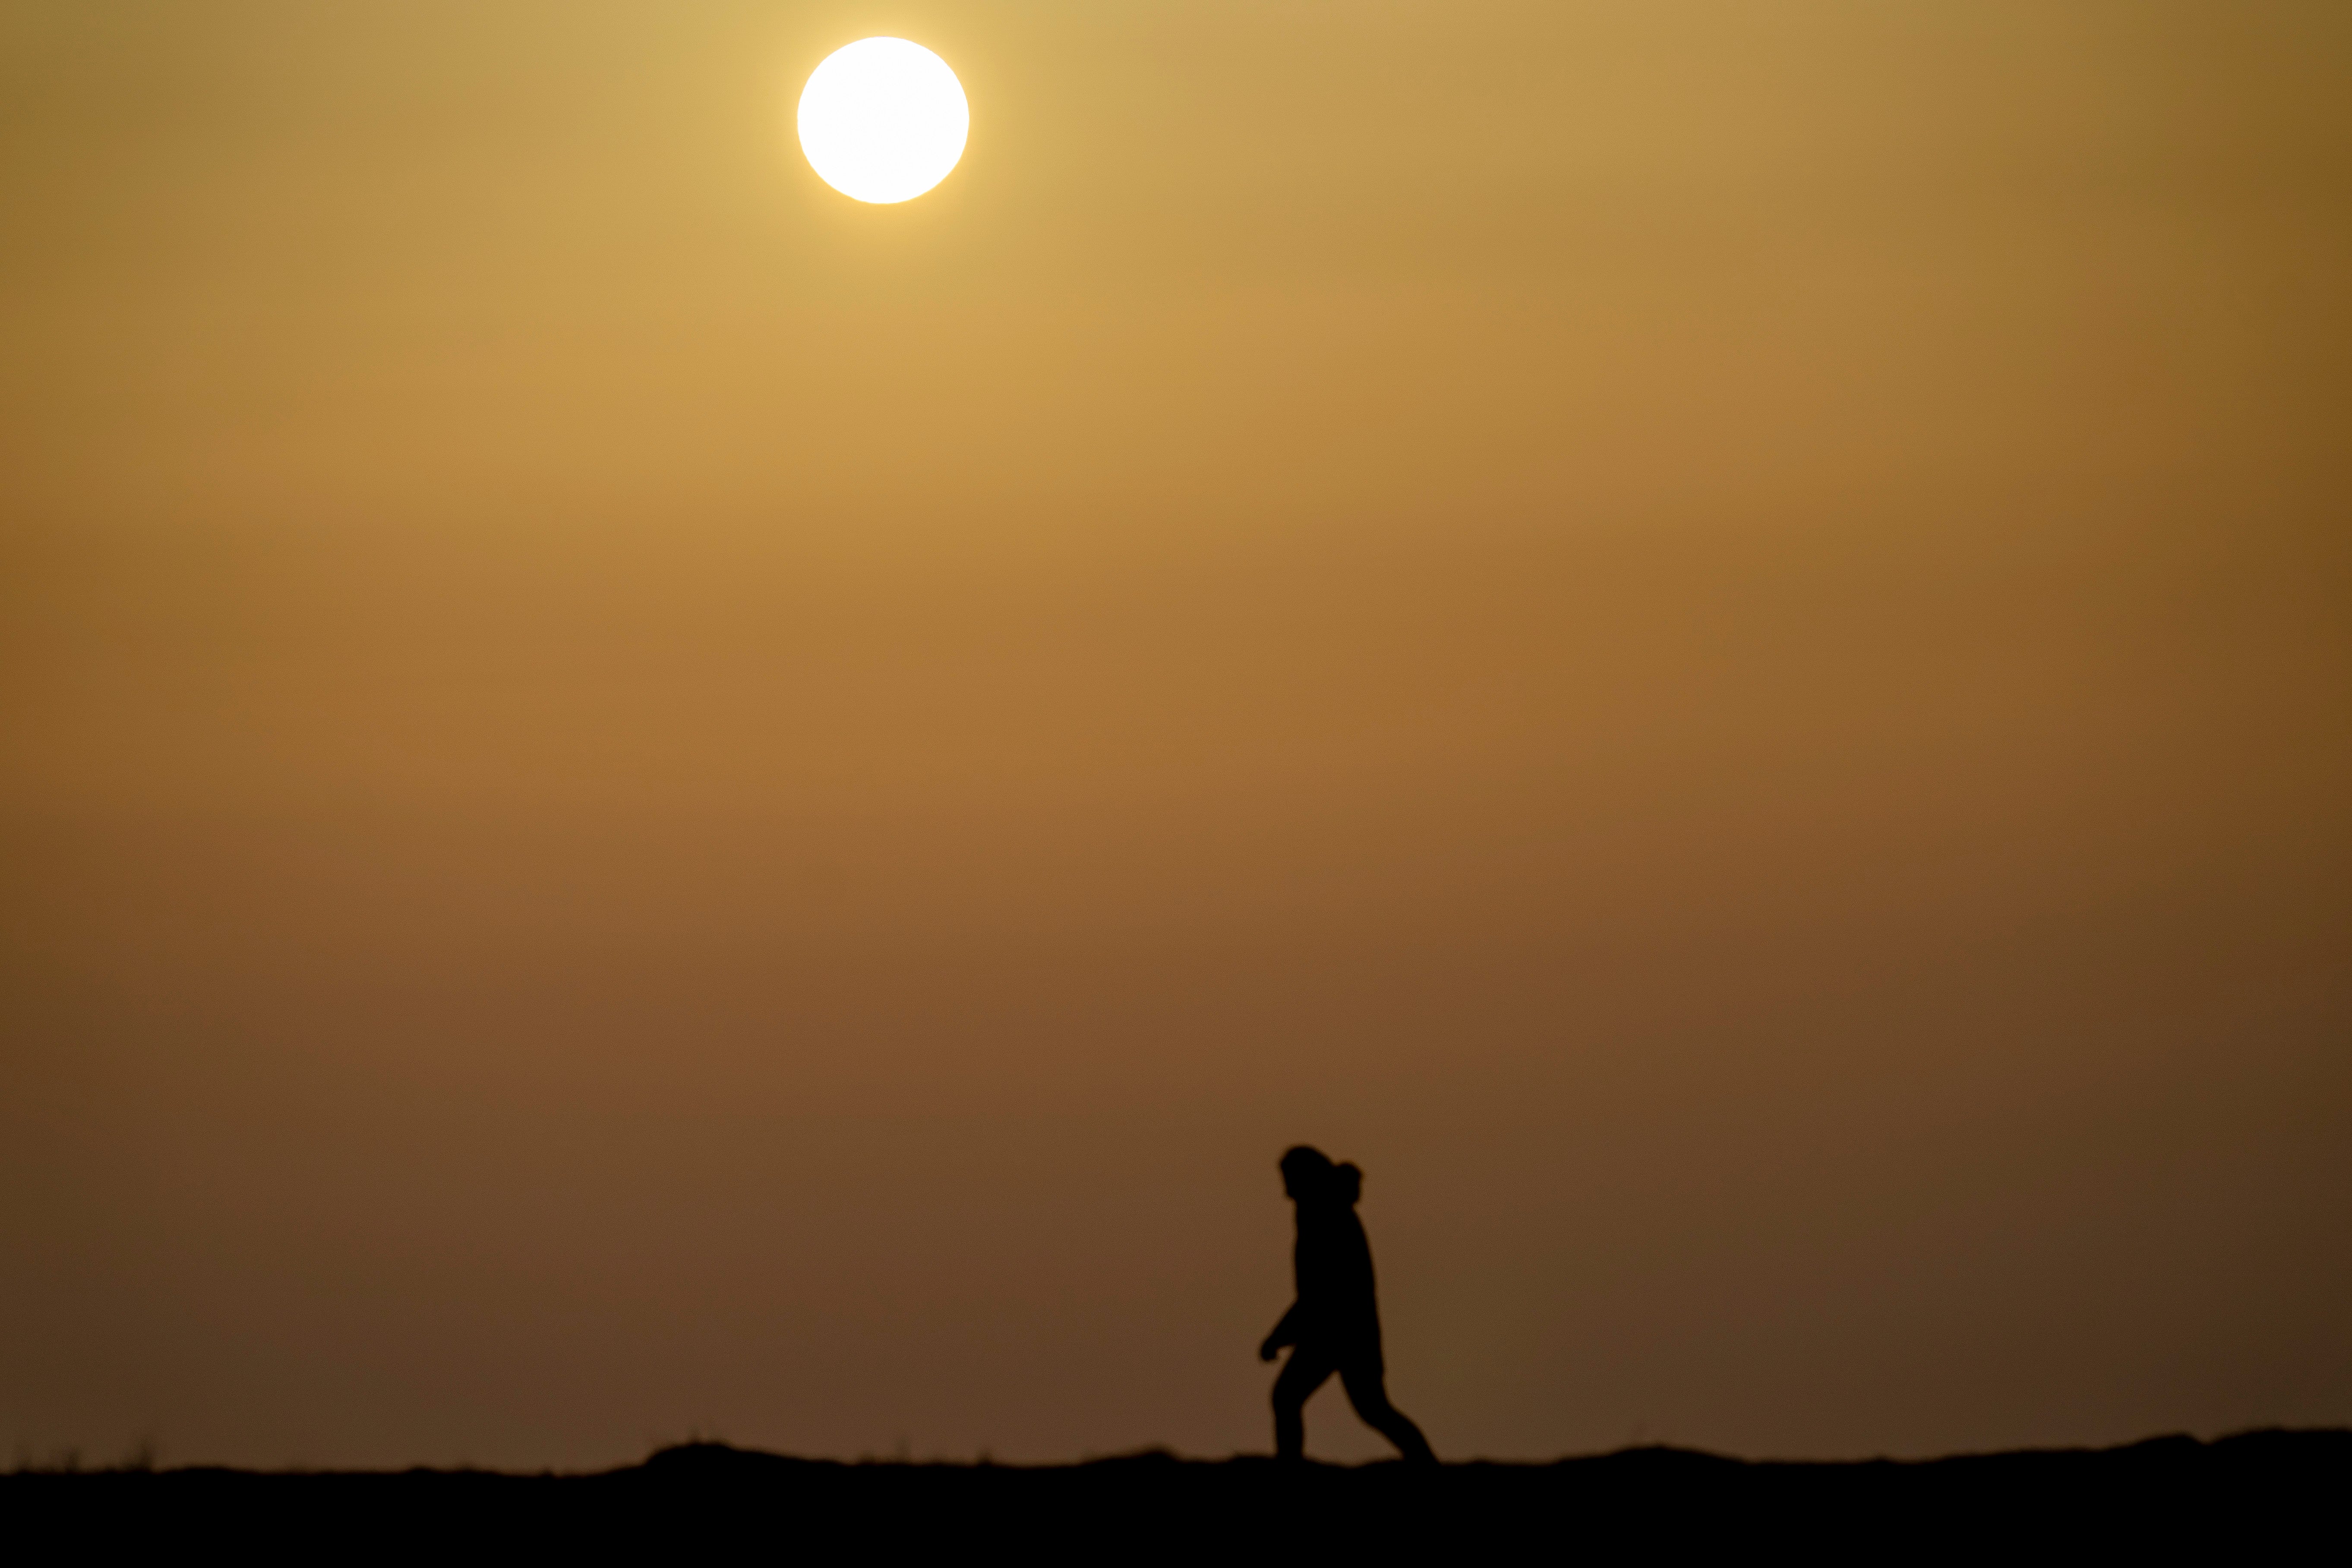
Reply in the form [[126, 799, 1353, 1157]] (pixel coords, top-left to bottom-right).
[[1258, 1338, 1282, 1363]]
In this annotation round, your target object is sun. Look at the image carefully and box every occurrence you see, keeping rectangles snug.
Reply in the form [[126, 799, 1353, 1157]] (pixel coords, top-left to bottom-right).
[[796, 38, 969, 205]]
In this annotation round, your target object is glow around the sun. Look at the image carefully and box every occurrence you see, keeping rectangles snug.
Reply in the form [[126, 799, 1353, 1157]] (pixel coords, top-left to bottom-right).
[[796, 38, 969, 204]]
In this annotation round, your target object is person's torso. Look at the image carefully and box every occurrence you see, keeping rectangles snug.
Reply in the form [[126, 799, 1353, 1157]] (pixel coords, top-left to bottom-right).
[[1292, 1205, 1381, 1342]]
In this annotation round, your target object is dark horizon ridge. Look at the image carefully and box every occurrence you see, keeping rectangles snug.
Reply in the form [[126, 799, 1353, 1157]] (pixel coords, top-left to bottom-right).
[[9, 1429, 2343, 1553], [14, 1424, 2349, 1479]]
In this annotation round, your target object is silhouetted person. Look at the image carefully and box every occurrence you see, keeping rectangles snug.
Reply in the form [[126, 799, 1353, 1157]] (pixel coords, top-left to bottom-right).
[[1259, 1145, 1436, 1463]]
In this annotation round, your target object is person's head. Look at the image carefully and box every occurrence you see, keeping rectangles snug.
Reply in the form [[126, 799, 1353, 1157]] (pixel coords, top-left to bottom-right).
[[1279, 1145, 1334, 1202]]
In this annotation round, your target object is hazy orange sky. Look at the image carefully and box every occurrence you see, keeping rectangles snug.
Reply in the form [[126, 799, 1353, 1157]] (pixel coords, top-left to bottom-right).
[[3, 2, 2348, 1468]]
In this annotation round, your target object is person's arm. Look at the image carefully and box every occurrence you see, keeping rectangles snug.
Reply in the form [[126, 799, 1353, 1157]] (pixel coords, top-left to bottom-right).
[[1259, 1302, 1302, 1361]]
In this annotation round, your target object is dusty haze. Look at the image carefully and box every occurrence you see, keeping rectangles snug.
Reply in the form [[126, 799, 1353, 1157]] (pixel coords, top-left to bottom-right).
[[3, 1, 2348, 1467]]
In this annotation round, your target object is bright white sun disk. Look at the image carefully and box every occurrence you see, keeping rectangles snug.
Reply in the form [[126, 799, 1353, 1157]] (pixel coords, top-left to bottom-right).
[[797, 38, 969, 205]]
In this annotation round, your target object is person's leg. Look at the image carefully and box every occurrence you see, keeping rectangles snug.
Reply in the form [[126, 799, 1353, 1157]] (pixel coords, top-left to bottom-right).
[[1270, 1347, 1335, 1461], [1339, 1360, 1437, 1463]]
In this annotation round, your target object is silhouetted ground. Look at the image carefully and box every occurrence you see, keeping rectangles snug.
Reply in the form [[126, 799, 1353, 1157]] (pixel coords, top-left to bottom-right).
[[9, 1430, 2343, 1556]]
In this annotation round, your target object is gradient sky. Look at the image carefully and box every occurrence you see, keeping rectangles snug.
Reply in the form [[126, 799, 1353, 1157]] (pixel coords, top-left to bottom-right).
[[3, 1, 2348, 1469]]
